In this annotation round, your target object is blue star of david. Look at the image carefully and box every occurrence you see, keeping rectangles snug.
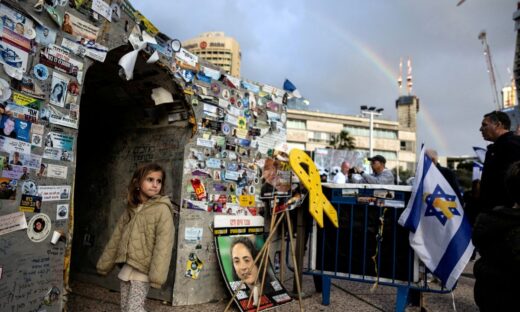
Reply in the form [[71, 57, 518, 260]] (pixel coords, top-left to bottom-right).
[[424, 185, 460, 225]]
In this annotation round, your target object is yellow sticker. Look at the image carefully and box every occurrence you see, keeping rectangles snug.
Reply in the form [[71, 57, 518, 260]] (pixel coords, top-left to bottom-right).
[[239, 195, 255, 207]]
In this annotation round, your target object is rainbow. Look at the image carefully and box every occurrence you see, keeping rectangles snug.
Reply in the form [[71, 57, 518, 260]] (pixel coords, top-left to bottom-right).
[[309, 11, 448, 154]]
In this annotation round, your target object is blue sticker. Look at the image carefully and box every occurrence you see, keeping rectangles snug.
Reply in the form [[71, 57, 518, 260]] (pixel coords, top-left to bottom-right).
[[221, 123, 231, 135], [33, 64, 49, 80]]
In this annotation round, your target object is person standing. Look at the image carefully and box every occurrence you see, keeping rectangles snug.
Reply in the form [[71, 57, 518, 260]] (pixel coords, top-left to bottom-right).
[[472, 161, 520, 311], [478, 111, 520, 215], [333, 161, 350, 183], [354, 155, 395, 185], [97, 163, 175, 312]]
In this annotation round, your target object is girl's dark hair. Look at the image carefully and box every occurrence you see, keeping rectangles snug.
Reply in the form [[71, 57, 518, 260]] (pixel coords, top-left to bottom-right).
[[505, 161, 520, 205], [127, 163, 166, 207], [230, 236, 261, 281]]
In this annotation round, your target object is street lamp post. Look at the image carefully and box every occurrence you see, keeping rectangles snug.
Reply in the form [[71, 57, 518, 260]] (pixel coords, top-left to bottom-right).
[[360, 106, 384, 158]]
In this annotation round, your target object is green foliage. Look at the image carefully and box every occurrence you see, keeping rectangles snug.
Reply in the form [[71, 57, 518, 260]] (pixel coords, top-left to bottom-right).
[[329, 130, 356, 150]]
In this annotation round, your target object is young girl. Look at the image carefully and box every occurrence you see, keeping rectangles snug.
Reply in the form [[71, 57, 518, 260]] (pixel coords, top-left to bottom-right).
[[97, 163, 175, 312]]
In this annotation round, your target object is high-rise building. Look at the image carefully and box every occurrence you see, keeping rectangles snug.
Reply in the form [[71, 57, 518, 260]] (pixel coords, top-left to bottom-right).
[[182, 32, 241, 77]]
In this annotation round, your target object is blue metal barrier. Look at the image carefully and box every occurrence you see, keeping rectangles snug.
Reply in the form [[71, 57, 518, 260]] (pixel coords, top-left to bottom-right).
[[289, 184, 453, 312]]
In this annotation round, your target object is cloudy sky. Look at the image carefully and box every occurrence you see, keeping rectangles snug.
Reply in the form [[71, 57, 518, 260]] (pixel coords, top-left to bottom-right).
[[132, 0, 516, 156]]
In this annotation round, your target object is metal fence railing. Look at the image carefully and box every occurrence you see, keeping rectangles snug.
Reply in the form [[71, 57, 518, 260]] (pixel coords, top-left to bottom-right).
[[289, 184, 453, 312]]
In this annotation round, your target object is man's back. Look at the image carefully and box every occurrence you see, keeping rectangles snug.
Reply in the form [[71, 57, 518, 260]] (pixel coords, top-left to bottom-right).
[[480, 132, 520, 213]]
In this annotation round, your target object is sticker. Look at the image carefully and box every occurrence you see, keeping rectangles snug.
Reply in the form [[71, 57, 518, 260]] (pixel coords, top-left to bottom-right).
[[35, 25, 57, 46], [185, 252, 203, 279], [40, 44, 84, 80], [0, 211, 27, 236], [4, 64, 23, 80], [221, 88, 230, 100], [237, 117, 247, 129], [33, 64, 49, 80], [56, 204, 69, 220], [21, 180, 38, 195], [183, 199, 209, 212], [19, 194, 43, 213], [190, 178, 207, 200], [50, 71, 70, 107], [239, 195, 255, 207], [38, 185, 71, 201], [27, 213, 51, 242], [0, 39, 29, 71], [46, 164, 68, 179], [185, 227, 203, 243], [62, 11, 99, 40], [210, 82, 220, 95], [213, 183, 227, 192], [43, 286, 60, 306], [221, 123, 231, 135], [0, 115, 32, 142], [0, 177, 16, 200], [0, 78, 12, 102]]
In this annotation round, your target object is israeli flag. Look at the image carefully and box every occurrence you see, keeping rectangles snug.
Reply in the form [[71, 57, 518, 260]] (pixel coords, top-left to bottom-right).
[[472, 146, 486, 163], [472, 161, 483, 181], [398, 147, 474, 289], [282, 79, 302, 98]]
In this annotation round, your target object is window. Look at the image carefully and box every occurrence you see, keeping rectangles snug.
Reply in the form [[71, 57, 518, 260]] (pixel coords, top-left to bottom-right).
[[308, 131, 331, 143], [373, 150, 397, 160], [400, 141, 414, 151], [287, 119, 306, 129], [343, 126, 397, 139]]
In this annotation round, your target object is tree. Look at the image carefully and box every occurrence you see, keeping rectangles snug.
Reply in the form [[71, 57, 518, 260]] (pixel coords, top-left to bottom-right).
[[392, 168, 414, 185], [329, 130, 356, 150]]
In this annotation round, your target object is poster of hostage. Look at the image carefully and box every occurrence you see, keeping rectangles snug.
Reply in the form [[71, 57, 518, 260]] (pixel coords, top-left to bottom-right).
[[214, 215, 292, 312]]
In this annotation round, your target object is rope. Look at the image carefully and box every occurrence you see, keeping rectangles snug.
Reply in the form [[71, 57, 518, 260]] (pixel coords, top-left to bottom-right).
[[371, 207, 388, 291]]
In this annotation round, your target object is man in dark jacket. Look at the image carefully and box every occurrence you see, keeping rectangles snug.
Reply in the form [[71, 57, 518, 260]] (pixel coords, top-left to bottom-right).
[[478, 111, 520, 215], [473, 161, 520, 311]]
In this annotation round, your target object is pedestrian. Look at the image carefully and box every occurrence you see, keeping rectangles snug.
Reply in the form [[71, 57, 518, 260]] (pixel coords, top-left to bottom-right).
[[472, 161, 520, 311], [425, 149, 464, 204], [333, 161, 350, 183], [354, 155, 394, 185], [478, 111, 520, 215], [96, 163, 175, 312]]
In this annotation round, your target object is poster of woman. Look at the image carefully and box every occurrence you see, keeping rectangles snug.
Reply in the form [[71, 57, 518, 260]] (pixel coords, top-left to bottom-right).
[[214, 215, 292, 312]]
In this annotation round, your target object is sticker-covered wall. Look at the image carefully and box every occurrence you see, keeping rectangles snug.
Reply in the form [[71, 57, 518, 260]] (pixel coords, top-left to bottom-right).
[[0, 0, 297, 310]]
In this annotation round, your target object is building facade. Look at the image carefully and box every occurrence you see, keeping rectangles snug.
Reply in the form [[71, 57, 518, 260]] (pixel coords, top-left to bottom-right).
[[182, 32, 241, 76], [286, 95, 419, 172]]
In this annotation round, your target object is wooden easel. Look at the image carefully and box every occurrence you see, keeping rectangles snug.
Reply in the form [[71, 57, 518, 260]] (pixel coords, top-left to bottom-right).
[[224, 196, 304, 312]]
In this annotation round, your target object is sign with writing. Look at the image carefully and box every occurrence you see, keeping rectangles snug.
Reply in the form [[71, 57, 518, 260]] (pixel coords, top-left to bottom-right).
[[38, 185, 71, 201], [0, 211, 27, 236], [40, 44, 84, 80]]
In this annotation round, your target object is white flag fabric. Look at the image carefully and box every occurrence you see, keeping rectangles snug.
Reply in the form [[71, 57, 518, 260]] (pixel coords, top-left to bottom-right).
[[472, 161, 483, 181], [472, 146, 487, 163], [398, 147, 474, 289]]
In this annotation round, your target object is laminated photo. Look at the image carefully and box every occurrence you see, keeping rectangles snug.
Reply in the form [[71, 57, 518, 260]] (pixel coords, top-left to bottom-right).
[[35, 24, 57, 46], [0, 115, 32, 143], [50, 71, 70, 107], [0, 39, 28, 71], [61, 37, 108, 62], [38, 185, 71, 201], [44, 132, 74, 151], [62, 11, 99, 40], [214, 215, 292, 312], [0, 177, 17, 200], [0, 3, 35, 40]]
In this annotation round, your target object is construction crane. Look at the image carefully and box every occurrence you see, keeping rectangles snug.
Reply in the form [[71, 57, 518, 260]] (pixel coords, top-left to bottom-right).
[[478, 31, 501, 110]]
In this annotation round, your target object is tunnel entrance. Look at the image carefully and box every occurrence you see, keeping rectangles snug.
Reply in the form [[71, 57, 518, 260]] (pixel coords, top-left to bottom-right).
[[70, 45, 191, 301]]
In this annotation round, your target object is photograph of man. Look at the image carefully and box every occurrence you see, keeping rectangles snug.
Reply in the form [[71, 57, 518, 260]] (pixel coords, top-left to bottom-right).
[[354, 155, 395, 185], [0, 115, 17, 138], [9, 152, 22, 166], [61, 13, 73, 34], [35, 25, 57, 46]]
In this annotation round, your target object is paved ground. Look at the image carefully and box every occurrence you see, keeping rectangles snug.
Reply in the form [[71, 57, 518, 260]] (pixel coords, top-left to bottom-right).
[[65, 262, 478, 311]]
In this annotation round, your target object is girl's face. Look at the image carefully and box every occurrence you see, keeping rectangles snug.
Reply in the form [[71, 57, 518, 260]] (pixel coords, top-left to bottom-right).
[[139, 170, 163, 202], [232, 243, 258, 287]]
